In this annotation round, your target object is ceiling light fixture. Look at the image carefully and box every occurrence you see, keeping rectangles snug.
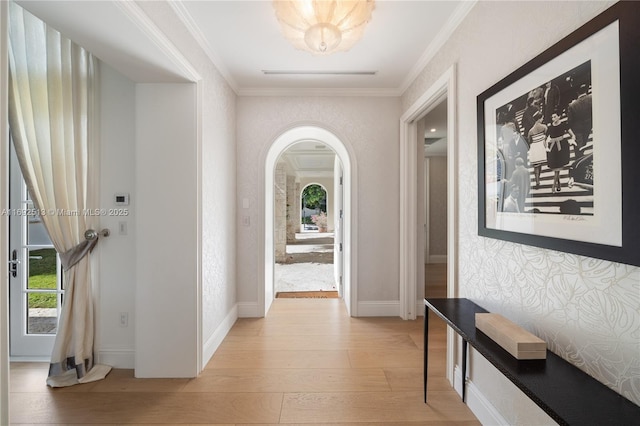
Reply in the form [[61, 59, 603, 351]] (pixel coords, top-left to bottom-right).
[[273, 0, 375, 56]]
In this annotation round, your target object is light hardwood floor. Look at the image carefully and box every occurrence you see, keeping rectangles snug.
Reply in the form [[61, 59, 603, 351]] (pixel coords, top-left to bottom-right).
[[425, 263, 448, 300], [10, 267, 478, 425]]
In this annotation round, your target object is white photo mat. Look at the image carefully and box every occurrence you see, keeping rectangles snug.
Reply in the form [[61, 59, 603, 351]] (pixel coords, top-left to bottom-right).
[[482, 21, 621, 247]]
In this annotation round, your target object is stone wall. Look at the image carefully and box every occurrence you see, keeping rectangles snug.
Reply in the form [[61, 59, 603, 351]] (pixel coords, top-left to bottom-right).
[[274, 162, 287, 262], [286, 175, 298, 241]]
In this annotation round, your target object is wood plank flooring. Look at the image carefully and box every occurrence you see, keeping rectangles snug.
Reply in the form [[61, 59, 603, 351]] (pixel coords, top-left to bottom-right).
[[425, 263, 447, 299], [9, 264, 478, 425]]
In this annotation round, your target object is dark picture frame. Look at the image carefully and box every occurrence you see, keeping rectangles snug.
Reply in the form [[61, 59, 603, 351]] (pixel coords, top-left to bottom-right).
[[477, 2, 640, 267]]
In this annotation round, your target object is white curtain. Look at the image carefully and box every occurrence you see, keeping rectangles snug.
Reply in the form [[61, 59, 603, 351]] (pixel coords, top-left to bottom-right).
[[8, 3, 110, 387]]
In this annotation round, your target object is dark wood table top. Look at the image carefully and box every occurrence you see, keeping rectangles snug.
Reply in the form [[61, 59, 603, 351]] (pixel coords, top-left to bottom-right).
[[425, 298, 640, 426]]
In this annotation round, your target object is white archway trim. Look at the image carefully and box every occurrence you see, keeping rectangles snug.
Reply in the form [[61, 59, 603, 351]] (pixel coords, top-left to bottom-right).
[[263, 125, 357, 317], [399, 64, 458, 385]]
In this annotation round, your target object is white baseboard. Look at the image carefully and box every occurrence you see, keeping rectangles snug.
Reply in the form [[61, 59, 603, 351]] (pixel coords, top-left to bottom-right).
[[356, 300, 400, 317], [239, 300, 402, 318], [453, 365, 464, 396], [9, 356, 49, 363], [428, 255, 448, 264], [202, 305, 238, 368], [454, 366, 509, 426], [237, 302, 260, 318], [97, 349, 135, 369]]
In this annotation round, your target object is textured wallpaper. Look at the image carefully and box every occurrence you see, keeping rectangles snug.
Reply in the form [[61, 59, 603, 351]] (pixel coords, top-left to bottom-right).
[[403, 0, 639, 411], [236, 96, 402, 304]]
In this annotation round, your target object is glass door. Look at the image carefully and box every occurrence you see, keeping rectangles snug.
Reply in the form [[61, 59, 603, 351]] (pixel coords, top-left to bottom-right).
[[9, 142, 62, 359]]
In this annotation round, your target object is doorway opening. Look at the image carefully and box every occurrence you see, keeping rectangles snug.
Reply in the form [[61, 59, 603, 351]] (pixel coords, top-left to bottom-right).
[[264, 126, 356, 316], [399, 65, 457, 384], [400, 66, 457, 317], [274, 159, 336, 297], [420, 99, 449, 301]]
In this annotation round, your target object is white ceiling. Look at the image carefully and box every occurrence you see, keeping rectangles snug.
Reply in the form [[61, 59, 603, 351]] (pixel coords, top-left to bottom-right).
[[16, 0, 474, 94], [280, 141, 336, 180], [15, 0, 197, 83], [177, 0, 471, 95], [15, 0, 465, 175]]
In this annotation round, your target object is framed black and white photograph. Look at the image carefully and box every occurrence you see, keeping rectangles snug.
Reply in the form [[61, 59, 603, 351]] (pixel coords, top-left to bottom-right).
[[477, 2, 640, 267]]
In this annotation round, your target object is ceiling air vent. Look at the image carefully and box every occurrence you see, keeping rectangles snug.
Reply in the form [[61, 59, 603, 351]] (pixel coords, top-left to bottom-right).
[[262, 70, 377, 76]]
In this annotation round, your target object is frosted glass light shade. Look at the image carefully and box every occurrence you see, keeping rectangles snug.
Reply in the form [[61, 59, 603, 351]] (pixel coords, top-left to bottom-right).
[[273, 0, 375, 55]]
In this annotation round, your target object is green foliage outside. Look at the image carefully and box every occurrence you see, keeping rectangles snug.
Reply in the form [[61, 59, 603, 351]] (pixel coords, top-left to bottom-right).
[[28, 248, 57, 309], [302, 184, 326, 211]]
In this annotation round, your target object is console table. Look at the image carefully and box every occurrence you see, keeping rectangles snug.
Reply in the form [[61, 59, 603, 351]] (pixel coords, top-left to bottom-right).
[[423, 298, 640, 425]]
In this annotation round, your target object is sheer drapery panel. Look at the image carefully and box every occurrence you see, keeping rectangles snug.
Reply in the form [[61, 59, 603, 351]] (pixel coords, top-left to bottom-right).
[[8, 2, 110, 387]]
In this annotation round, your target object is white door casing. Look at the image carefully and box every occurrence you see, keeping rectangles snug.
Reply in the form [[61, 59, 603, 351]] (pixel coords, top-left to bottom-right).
[[1, 1, 10, 421], [399, 65, 458, 383]]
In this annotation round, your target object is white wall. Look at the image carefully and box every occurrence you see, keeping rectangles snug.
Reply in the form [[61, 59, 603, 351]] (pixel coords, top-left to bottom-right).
[[237, 96, 401, 310], [135, 1, 238, 370], [402, 0, 640, 422], [96, 62, 136, 368], [135, 83, 198, 378], [427, 156, 447, 259]]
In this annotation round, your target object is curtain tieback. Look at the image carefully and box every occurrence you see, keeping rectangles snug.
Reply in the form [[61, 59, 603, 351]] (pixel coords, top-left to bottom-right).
[[59, 228, 109, 271]]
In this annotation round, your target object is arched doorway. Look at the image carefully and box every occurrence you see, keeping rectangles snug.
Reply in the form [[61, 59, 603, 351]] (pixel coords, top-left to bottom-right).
[[263, 126, 356, 316], [300, 183, 328, 232]]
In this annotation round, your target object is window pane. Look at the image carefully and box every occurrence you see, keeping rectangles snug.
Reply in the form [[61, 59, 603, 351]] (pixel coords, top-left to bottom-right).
[[25, 200, 52, 246], [27, 216, 52, 246], [27, 293, 57, 334], [27, 248, 57, 290]]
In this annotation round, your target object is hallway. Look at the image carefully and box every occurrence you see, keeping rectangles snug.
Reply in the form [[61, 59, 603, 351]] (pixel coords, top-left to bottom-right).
[[9, 298, 479, 424]]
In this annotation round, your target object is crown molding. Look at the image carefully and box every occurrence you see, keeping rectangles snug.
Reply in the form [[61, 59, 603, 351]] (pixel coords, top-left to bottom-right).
[[169, 0, 239, 93], [149, 0, 476, 98], [399, 0, 477, 95], [113, 0, 201, 82]]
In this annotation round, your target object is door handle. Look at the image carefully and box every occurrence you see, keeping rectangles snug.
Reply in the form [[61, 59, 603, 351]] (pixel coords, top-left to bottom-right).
[[8, 249, 20, 278]]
